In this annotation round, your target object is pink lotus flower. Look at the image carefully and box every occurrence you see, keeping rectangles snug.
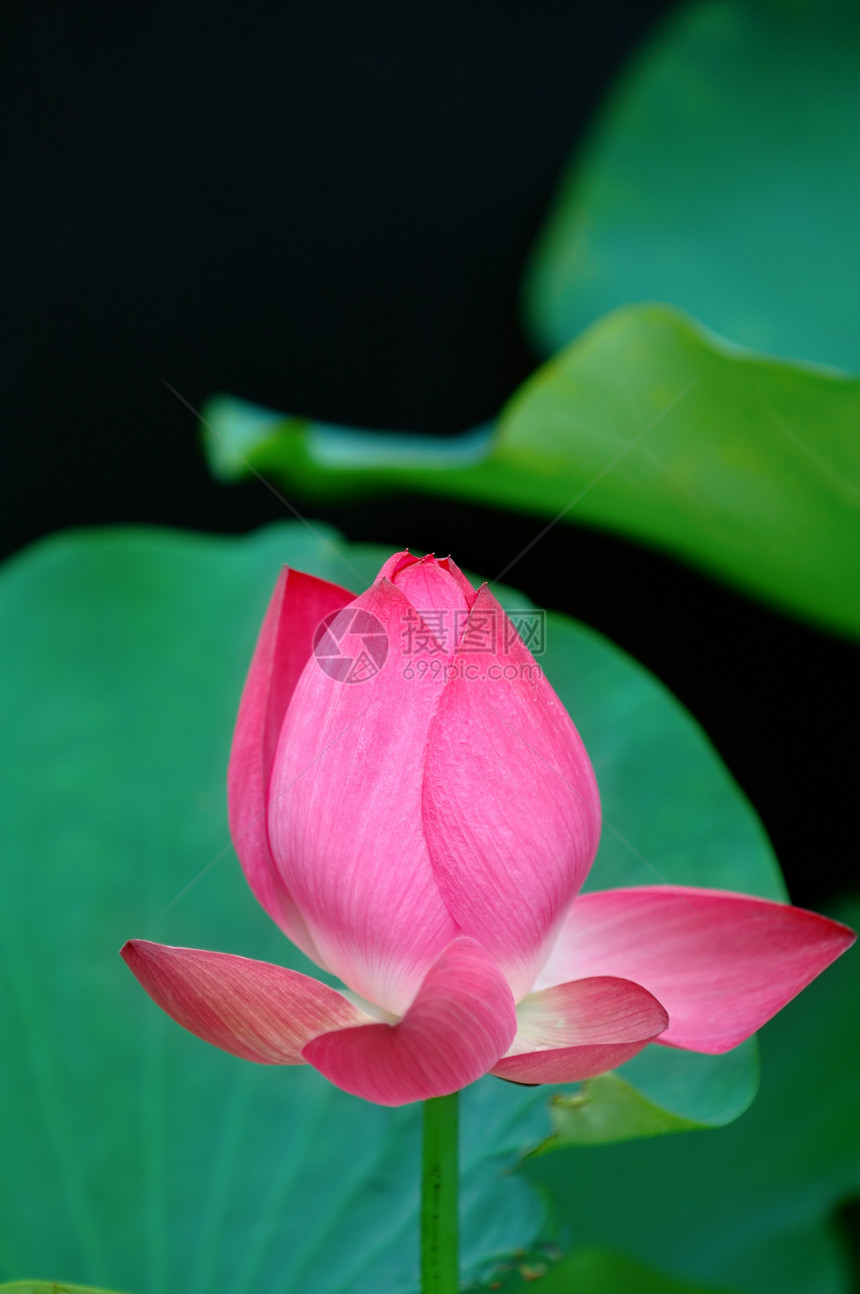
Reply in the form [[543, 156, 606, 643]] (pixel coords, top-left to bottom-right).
[[122, 552, 854, 1106]]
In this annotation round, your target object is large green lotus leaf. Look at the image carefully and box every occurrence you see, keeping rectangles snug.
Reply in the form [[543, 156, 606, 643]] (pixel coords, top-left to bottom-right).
[[522, 900, 860, 1294], [0, 524, 787, 1288], [201, 304, 860, 638], [523, 0, 860, 372]]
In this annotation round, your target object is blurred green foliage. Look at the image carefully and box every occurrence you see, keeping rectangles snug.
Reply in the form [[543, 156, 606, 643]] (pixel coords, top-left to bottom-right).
[[203, 304, 860, 638], [524, 0, 860, 371], [201, 0, 860, 640]]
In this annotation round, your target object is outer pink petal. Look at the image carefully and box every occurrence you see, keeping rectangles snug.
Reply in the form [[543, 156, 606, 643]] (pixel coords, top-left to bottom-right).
[[303, 938, 517, 1105], [392, 554, 472, 655], [375, 550, 420, 582], [422, 585, 601, 1001], [375, 551, 477, 599], [268, 579, 460, 1015], [228, 567, 355, 960], [535, 887, 856, 1053], [490, 975, 668, 1084], [506, 976, 670, 1049], [374, 552, 478, 627], [436, 555, 479, 607], [121, 940, 369, 1063]]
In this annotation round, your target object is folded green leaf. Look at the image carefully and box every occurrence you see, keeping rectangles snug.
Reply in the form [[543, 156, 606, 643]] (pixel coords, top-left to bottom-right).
[[500, 305, 860, 638], [497, 1248, 732, 1293], [201, 304, 860, 638], [524, 0, 860, 372], [541, 1041, 758, 1148]]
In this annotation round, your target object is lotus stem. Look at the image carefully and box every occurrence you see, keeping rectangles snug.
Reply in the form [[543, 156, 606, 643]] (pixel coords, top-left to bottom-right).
[[421, 1091, 460, 1292]]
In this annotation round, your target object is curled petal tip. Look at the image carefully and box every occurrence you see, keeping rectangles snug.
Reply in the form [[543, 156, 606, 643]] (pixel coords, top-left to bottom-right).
[[303, 939, 516, 1105]]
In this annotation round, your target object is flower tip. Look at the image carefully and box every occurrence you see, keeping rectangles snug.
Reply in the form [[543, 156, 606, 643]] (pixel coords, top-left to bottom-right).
[[120, 938, 157, 971], [835, 918, 857, 951]]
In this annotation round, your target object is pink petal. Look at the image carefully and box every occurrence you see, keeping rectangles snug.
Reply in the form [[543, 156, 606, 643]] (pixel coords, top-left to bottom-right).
[[390, 553, 471, 655], [422, 585, 601, 1001], [374, 551, 478, 609], [228, 567, 355, 960], [303, 938, 517, 1105], [535, 887, 856, 1053], [374, 550, 420, 582], [491, 1041, 655, 1084], [373, 553, 478, 642], [268, 578, 460, 1015], [507, 976, 669, 1048], [436, 556, 480, 607], [121, 940, 368, 1063], [491, 975, 668, 1084]]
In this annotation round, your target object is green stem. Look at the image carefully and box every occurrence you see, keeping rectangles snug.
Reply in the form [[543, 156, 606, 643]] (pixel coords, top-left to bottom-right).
[[421, 1092, 460, 1292]]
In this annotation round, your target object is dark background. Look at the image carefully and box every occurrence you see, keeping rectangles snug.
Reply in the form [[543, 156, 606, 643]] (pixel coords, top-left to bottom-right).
[[3, 0, 855, 907]]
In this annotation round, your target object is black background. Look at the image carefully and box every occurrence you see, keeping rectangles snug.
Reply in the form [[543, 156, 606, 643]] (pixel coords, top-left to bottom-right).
[[3, 0, 856, 908]]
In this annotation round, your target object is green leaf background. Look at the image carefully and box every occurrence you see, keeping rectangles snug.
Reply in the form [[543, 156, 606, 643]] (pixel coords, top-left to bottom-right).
[[524, 0, 860, 372], [5, 2, 859, 1289], [498, 306, 860, 639], [200, 0, 860, 641], [0, 522, 795, 1290], [202, 303, 860, 639]]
